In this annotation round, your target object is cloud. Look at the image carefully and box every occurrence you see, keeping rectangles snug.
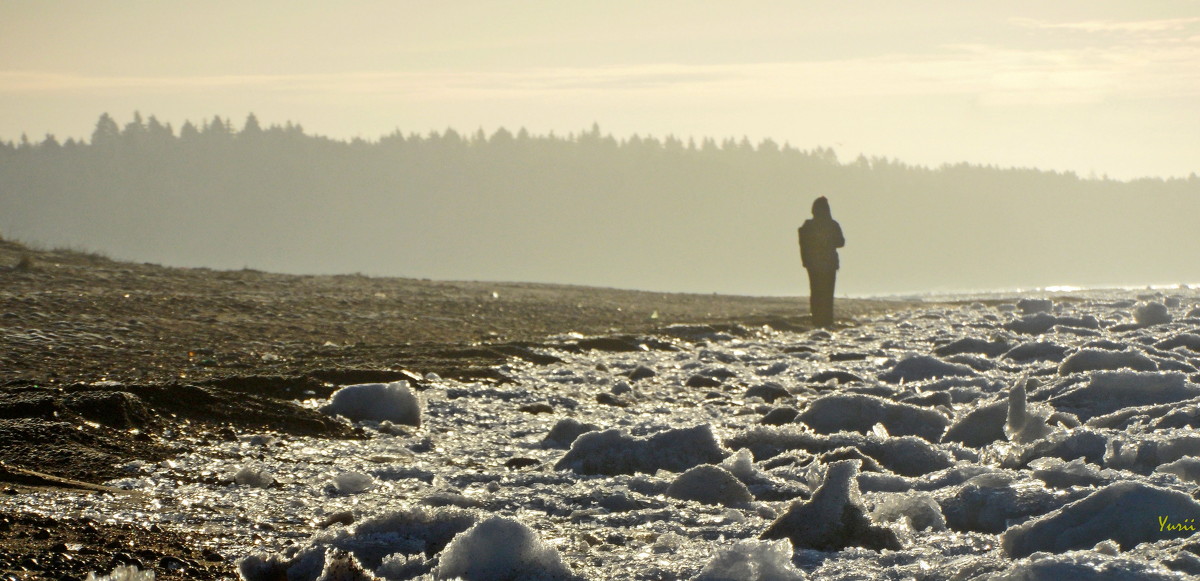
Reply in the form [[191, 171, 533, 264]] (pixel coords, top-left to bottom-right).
[[1011, 17, 1200, 34], [3, 34, 1199, 108]]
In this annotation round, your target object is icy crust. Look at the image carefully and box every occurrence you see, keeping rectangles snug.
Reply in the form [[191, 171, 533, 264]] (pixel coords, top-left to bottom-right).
[[12, 289, 1200, 580]]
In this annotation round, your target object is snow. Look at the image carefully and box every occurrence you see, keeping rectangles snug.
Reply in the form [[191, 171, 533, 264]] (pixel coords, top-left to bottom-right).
[[694, 538, 806, 581], [1135, 302, 1173, 326], [12, 288, 1200, 580], [433, 517, 580, 580], [332, 471, 376, 494], [666, 464, 754, 506], [320, 381, 422, 426]]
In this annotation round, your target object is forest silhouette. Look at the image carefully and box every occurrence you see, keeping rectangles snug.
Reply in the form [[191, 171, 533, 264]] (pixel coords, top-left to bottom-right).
[[2, 113, 1197, 296]]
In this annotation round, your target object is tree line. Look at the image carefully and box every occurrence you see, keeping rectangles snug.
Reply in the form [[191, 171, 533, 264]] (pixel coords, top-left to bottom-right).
[[2, 112, 1197, 295]]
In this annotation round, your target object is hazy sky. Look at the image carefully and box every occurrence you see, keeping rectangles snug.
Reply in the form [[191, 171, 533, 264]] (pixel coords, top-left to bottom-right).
[[3, 1, 1199, 180]]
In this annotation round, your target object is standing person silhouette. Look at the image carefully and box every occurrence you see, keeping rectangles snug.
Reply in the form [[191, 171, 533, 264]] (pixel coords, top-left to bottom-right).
[[798, 196, 844, 327]]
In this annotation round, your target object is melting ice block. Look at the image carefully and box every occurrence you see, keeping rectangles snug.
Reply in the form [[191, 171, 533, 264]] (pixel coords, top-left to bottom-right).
[[553, 424, 727, 475], [878, 355, 976, 384], [795, 393, 949, 441], [666, 464, 753, 506], [760, 460, 901, 551], [320, 381, 421, 426], [995, 550, 1191, 581], [695, 538, 806, 581], [943, 400, 1007, 447], [1049, 372, 1200, 421], [1005, 378, 1056, 444], [433, 517, 581, 581], [1002, 481, 1200, 558]]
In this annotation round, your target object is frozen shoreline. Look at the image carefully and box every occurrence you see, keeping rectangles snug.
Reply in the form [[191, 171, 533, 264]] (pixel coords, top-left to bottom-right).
[[11, 288, 1200, 580]]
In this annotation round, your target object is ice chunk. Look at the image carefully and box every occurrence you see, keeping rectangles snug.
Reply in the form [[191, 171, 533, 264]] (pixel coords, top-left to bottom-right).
[[1028, 457, 1109, 488], [1003, 341, 1068, 363], [553, 425, 728, 475], [234, 464, 275, 488], [332, 471, 376, 494], [1134, 302, 1172, 326], [1011, 427, 1109, 468], [1005, 378, 1057, 444], [320, 381, 421, 426], [934, 337, 1012, 357], [1157, 456, 1200, 483], [432, 517, 580, 580], [1049, 372, 1200, 421], [869, 492, 946, 531], [348, 506, 478, 564], [84, 565, 155, 581], [1157, 333, 1200, 352], [238, 506, 481, 581], [1005, 313, 1099, 335], [666, 464, 753, 506], [1017, 298, 1054, 314], [315, 550, 381, 581], [943, 400, 1007, 447], [721, 448, 767, 485], [760, 460, 901, 551], [1108, 434, 1200, 473], [878, 355, 976, 384], [725, 427, 952, 477], [1002, 481, 1200, 558], [795, 393, 949, 441], [941, 472, 1074, 534], [542, 417, 599, 448], [868, 435, 956, 477], [994, 550, 1190, 580], [694, 538, 806, 581], [1058, 349, 1158, 375], [238, 554, 290, 581]]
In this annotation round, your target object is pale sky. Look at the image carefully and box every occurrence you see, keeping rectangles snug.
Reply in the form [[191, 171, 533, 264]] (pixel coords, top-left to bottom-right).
[[3, 1, 1199, 179]]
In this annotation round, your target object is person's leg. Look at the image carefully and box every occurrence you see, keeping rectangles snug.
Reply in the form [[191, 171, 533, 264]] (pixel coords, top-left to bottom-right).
[[808, 268, 834, 326], [811, 267, 830, 326], [822, 270, 837, 326]]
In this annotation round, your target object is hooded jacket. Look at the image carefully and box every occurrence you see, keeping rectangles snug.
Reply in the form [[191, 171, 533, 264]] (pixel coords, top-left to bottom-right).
[[798, 197, 845, 270]]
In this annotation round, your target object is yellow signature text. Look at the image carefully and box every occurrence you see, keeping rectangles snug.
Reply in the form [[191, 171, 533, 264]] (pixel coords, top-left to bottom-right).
[[1160, 516, 1197, 532]]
